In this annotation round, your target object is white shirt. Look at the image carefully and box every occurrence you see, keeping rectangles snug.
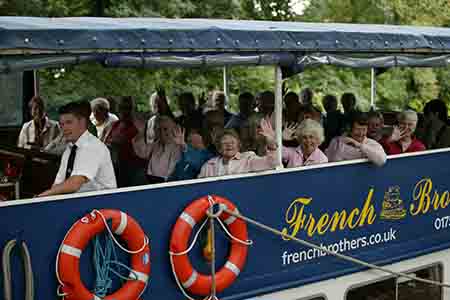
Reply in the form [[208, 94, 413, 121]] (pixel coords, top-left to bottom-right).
[[90, 113, 119, 141], [17, 117, 60, 149], [54, 131, 117, 192]]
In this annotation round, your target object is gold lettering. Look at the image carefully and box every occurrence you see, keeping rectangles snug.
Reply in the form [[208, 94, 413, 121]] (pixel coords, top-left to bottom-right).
[[329, 211, 347, 232], [281, 189, 377, 239], [315, 214, 330, 235], [356, 188, 376, 226], [410, 178, 432, 215], [346, 208, 360, 229], [442, 191, 450, 209], [281, 198, 312, 240], [432, 191, 441, 210]]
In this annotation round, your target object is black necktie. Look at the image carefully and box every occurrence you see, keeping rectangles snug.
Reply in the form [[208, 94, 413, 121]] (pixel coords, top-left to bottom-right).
[[65, 145, 78, 179]]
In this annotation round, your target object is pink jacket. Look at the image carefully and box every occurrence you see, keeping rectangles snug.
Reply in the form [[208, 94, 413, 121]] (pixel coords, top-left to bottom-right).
[[325, 136, 387, 166], [133, 137, 182, 179], [198, 151, 277, 178], [282, 147, 328, 167]]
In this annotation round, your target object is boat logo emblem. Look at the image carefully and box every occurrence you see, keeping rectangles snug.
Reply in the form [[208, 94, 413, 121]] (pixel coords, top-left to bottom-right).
[[380, 186, 406, 220]]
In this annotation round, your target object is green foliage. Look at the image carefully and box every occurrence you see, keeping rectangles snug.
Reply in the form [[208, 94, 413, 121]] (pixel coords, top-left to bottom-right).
[[4, 0, 450, 115]]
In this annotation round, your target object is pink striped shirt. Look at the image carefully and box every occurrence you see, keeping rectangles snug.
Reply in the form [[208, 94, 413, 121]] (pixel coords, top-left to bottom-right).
[[282, 147, 328, 167], [325, 136, 387, 166], [198, 151, 277, 178]]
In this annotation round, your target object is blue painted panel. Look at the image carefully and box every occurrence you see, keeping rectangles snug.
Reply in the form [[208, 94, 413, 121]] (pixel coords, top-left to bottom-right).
[[1, 152, 450, 300]]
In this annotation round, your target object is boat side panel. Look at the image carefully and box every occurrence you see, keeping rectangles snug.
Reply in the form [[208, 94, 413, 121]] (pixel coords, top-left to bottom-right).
[[1, 153, 450, 299]]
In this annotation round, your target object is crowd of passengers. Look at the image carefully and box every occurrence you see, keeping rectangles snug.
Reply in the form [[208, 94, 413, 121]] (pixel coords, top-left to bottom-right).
[[17, 88, 450, 196]]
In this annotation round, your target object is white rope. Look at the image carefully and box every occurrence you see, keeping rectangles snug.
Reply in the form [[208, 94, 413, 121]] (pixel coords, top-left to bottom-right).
[[169, 219, 209, 257], [169, 218, 209, 300], [92, 209, 149, 254], [215, 218, 253, 246], [222, 207, 450, 289]]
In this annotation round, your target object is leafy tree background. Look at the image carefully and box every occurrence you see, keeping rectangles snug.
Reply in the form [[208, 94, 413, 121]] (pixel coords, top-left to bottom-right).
[[1, 0, 449, 115]]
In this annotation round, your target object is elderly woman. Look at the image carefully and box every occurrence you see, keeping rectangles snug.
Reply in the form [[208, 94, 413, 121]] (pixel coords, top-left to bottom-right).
[[326, 112, 387, 166], [90, 97, 118, 142], [198, 129, 277, 178], [259, 118, 328, 167], [145, 89, 174, 144], [367, 111, 385, 142], [133, 115, 182, 183], [380, 110, 425, 154]]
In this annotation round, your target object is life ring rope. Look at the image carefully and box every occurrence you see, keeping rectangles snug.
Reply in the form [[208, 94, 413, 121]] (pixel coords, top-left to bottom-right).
[[169, 195, 252, 300], [92, 209, 150, 254], [56, 209, 151, 300]]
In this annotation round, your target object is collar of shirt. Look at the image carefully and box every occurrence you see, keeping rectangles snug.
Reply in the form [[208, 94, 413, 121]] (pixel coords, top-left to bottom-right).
[[70, 130, 91, 149]]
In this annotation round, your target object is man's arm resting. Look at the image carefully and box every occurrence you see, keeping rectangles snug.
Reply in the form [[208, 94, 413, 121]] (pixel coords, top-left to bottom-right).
[[38, 175, 88, 197]]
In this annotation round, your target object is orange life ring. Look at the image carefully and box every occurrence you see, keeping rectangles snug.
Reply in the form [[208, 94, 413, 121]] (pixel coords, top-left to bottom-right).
[[56, 209, 151, 300], [169, 195, 248, 296]]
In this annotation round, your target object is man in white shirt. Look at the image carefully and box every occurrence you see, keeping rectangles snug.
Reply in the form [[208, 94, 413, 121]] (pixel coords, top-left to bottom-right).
[[38, 101, 117, 196]]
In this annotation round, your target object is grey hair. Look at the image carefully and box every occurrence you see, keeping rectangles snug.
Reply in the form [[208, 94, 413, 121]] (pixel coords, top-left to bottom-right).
[[296, 119, 325, 144], [90, 97, 110, 111], [398, 110, 418, 123]]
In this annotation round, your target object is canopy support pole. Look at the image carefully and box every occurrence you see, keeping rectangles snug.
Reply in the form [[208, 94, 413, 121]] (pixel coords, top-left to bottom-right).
[[274, 66, 283, 169], [223, 66, 229, 108], [370, 68, 376, 109]]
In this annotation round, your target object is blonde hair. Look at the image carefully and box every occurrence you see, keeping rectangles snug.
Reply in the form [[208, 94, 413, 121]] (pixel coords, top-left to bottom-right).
[[296, 119, 325, 144]]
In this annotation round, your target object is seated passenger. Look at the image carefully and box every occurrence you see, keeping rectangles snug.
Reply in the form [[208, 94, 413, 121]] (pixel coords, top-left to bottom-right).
[[341, 92, 359, 131], [206, 91, 233, 125], [104, 96, 144, 187], [380, 110, 425, 154], [38, 102, 117, 196], [18, 96, 60, 149], [299, 87, 313, 106], [198, 129, 277, 178], [145, 89, 175, 144], [256, 91, 275, 117], [239, 114, 268, 156], [168, 128, 214, 181], [202, 110, 225, 155], [299, 104, 322, 124], [326, 112, 387, 166], [225, 92, 255, 130], [175, 92, 203, 132], [322, 94, 344, 148], [283, 92, 301, 124], [416, 99, 450, 149], [90, 97, 119, 142], [367, 110, 385, 142], [259, 118, 328, 167], [133, 116, 182, 184]]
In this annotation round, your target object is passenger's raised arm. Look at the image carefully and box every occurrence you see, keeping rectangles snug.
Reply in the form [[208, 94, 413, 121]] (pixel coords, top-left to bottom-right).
[[259, 118, 327, 167]]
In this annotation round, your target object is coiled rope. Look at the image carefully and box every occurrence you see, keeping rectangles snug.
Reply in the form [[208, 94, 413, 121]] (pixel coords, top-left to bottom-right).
[[55, 209, 149, 299]]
